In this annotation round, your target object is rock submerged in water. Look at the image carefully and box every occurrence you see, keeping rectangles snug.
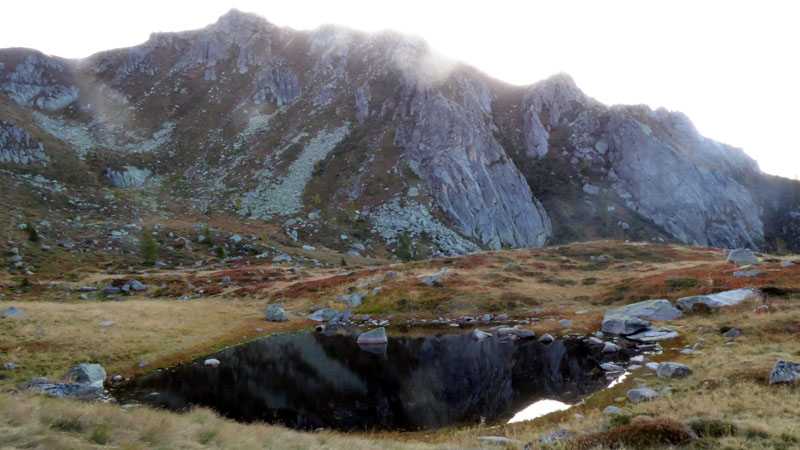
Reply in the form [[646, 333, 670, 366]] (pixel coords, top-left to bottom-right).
[[264, 304, 288, 322], [357, 327, 387, 345], [769, 360, 800, 385], [727, 248, 758, 265]]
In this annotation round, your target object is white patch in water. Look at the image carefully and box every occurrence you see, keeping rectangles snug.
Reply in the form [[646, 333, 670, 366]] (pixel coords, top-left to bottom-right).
[[507, 399, 571, 424]]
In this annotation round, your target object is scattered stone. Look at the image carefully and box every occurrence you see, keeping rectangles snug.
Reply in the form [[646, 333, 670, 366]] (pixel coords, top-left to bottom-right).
[[98, 321, 115, 327], [272, 253, 293, 263], [494, 313, 509, 322], [308, 308, 338, 322], [265, 304, 288, 322], [559, 319, 573, 327], [357, 327, 388, 345], [603, 405, 622, 415], [780, 260, 796, 267], [101, 285, 121, 295], [677, 288, 759, 310], [627, 327, 679, 342], [3, 363, 20, 370], [302, 245, 316, 251], [204, 359, 220, 367], [627, 388, 659, 403], [734, 270, 764, 278], [129, 280, 147, 291], [112, 375, 123, 382], [1, 306, 24, 318], [601, 362, 624, 372], [471, 329, 492, 341], [603, 342, 622, 353], [656, 362, 692, 379], [722, 328, 742, 339], [727, 248, 758, 264], [769, 360, 800, 385], [753, 305, 769, 314], [538, 333, 554, 344]]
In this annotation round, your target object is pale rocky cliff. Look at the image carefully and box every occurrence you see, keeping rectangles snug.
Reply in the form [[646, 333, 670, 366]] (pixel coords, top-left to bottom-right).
[[0, 9, 796, 255]]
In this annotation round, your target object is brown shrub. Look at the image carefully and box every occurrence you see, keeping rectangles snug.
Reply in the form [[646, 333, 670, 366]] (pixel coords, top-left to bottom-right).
[[568, 417, 696, 449]]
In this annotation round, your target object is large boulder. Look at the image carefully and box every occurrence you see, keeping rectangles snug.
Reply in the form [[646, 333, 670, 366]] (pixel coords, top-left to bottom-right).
[[677, 288, 759, 310], [357, 327, 388, 345], [727, 248, 758, 265], [264, 304, 288, 322], [656, 362, 692, 379], [601, 315, 652, 335], [627, 388, 659, 403], [602, 299, 681, 335], [611, 299, 683, 321], [769, 360, 800, 385], [62, 363, 107, 387]]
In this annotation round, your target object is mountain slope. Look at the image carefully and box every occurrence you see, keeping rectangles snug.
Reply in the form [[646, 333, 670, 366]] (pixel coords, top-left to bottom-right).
[[1, 9, 798, 259]]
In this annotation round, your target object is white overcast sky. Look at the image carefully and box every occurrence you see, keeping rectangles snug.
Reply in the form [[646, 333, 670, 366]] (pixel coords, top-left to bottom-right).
[[2, 0, 798, 178]]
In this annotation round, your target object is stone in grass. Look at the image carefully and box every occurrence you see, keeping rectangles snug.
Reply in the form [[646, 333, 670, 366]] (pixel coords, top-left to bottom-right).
[[656, 362, 692, 379], [62, 364, 107, 387], [603, 405, 622, 415], [357, 327, 388, 345], [721, 328, 742, 339], [264, 304, 288, 322], [727, 248, 758, 265], [1, 306, 24, 318], [769, 360, 800, 385], [626, 388, 659, 403]]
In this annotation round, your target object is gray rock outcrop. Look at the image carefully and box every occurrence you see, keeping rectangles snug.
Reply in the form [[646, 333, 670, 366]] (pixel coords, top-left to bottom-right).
[[104, 166, 151, 187], [769, 360, 800, 385], [265, 304, 288, 322]]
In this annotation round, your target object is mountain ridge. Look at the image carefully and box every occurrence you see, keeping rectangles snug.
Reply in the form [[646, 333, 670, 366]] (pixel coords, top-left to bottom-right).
[[1, 9, 798, 264]]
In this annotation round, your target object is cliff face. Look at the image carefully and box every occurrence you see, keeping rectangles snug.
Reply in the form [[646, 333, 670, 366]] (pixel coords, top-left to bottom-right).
[[0, 9, 796, 255]]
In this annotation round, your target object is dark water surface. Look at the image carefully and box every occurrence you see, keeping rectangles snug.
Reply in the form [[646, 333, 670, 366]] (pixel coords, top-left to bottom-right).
[[114, 329, 617, 431]]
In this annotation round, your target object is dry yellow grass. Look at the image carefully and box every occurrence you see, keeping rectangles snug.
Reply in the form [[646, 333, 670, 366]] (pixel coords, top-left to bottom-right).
[[1, 241, 798, 449]]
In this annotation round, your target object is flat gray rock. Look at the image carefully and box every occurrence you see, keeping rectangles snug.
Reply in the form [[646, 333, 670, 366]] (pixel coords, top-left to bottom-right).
[[609, 299, 683, 321], [677, 288, 759, 310], [722, 328, 742, 338], [627, 327, 679, 342], [603, 405, 622, 415], [357, 327, 388, 345], [733, 270, 764, 278], [727, 248, 758, 264], [627, 388, 659, 403]]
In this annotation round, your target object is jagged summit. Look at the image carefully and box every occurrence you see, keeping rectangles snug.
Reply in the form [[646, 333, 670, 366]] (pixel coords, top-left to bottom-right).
[[0, 13, 798, 258]]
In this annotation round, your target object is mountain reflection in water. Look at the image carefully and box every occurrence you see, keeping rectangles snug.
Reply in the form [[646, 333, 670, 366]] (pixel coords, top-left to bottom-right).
[[115, 330, 614, 431]]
